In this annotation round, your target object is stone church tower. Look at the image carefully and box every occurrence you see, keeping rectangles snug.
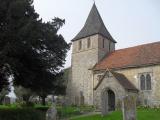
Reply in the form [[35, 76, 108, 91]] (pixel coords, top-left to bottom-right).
[[70, 4, 117, 105]]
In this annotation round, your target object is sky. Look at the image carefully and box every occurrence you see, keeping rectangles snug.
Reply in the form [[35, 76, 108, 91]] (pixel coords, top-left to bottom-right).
[[33, 0, 160, 68]]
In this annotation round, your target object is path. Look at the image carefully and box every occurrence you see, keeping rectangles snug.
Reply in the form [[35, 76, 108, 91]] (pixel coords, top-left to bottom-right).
[[67, 111, 100, 120]]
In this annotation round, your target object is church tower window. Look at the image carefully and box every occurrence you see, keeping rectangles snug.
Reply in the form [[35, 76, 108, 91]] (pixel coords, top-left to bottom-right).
[[87, 37, 91, 48], [79, 40, 82, 50]]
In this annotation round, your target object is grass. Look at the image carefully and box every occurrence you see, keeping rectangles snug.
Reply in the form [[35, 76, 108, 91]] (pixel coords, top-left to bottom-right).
[[3, 104, 160, 120], [138, 108, 160, 120], [0, 104, 95, 119], [70, 108, 160, 120], [0, 104, 49, 120], [57, 105, 95, 119]]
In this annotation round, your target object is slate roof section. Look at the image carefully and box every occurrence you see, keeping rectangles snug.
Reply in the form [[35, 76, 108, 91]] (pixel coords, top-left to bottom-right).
[[94, 41, 160, 70], [72, 4, 116, 43], [111, 71, 138, 92]]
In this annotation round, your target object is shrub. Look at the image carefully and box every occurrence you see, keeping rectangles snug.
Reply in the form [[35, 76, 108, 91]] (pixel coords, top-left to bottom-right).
[[0, 108, 45, 120], [20, 102, 35, 108]]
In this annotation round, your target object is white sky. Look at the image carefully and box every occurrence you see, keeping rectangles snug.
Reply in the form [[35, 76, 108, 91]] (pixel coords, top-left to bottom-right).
[[33, 0, 160, 68]]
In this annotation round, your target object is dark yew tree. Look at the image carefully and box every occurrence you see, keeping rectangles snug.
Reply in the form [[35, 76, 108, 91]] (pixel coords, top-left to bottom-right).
[[0, 69, 10, 93], [34, 71, 66, 105], [0, 65, 10, 104], [0, 0, 70, 103]]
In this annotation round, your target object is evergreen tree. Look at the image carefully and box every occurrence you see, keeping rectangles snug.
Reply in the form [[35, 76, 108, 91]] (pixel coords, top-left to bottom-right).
[[0, 0, 70, 101]]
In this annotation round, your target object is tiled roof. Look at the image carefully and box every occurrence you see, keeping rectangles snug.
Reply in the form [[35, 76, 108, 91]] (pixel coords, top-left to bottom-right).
[[94, 71, 138, 92], [72, 4, 116, 43], [94, 41, 160, 70], [111, 72, 138, 92]]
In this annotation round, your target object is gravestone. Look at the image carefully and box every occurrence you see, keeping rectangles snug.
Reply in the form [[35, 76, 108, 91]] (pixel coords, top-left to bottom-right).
[[122, 95, 136, 120], [3, 96, 10, 105], [101, 90, 108, 116], [46, 104, 57, 120]]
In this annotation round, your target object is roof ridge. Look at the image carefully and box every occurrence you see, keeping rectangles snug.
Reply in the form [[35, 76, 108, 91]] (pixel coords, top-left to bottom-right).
[[115, 41, 160, 52], [94, 41, 160, 70]]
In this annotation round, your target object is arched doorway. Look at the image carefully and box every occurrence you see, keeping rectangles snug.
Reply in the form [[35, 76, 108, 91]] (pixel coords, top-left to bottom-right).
[[108, 90, 115, 111], [101, 88, 116, 115]]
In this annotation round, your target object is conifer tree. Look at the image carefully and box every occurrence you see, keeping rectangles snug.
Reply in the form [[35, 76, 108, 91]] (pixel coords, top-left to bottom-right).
[[0, 0, 70, 103]]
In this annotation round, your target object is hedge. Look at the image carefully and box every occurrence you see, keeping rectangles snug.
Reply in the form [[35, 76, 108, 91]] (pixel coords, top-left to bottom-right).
[[0, 108, 46, 120]]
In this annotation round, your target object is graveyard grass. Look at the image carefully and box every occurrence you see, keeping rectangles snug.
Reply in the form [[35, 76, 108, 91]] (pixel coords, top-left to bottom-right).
[[70, 108, 160, 120]]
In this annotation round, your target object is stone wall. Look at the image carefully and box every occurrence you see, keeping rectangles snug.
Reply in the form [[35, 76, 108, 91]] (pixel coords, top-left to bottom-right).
[[98, 35, 115, 61], [65, 67, 72, 105], [93, 71, 126, 109], [70, 34, 115, 105], [116, 65, 160, 107], [71, 35, 99, 105]]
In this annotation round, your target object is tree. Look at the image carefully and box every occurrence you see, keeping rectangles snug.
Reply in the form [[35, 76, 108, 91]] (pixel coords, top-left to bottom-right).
[[33, 71, 67, 105], [14, 86, 34, 104], [0, 88, 10, 104], [0, 69, 10, 93], [0, 65, 10, 104], [0, 0, 70, 101]]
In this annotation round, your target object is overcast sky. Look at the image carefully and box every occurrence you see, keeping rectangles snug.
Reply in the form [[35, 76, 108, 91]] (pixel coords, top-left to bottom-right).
[[33, 0, 160, 68]]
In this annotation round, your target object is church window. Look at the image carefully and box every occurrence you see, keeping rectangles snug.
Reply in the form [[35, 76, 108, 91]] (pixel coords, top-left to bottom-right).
[[139, 73, 152, 90], [146, 74, 151, 90], [87, 37, 91, 48], [102, 39, 105, 48], [79, 40, 82, 50], [140, 75, 145, 90]]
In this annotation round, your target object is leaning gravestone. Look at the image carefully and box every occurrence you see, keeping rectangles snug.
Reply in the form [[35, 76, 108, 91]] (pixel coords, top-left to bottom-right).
[[46, 104, 57, 120], [122, 95, 136, 120]]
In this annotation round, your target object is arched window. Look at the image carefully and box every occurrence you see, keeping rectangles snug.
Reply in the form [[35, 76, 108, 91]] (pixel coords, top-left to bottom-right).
[[140, 75, 145, 90], [146, 74, 151, 90], [102, 39, 105, 48], [87, 37, 91, 48], [79, 40, 82, 50]]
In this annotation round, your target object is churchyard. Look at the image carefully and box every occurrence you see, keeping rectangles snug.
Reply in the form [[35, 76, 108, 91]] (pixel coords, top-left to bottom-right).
[[70, 108, 160, 120], [0, 103, 95, 120], [1, 103, 160, 120], [0, 91, 159, 120], [0, 0, 160, 120]]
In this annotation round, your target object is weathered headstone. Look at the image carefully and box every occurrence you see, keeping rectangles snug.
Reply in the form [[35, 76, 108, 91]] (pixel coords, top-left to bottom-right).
[[3, 96, 10, 105], [101, 90, 108, 116], [122, 95, 136, 120], [46, 104, 57, 120]]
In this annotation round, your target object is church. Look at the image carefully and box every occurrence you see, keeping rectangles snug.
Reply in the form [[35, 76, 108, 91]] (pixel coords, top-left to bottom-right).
[[66, 3, 160, 111]]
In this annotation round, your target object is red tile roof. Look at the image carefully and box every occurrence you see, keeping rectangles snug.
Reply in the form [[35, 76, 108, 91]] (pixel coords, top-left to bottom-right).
[[94, 41, 160, 70]]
